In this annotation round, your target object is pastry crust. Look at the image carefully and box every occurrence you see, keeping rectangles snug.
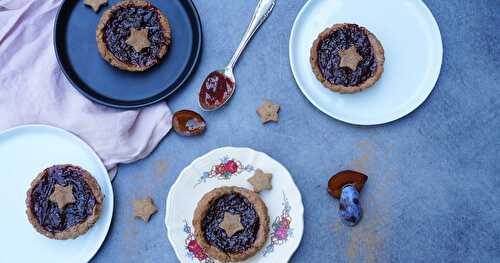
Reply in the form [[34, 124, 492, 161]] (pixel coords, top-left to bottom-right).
[[25, 165, 104, 240], [310, 23, 385, 94], [193, 186, 269, 262], [96, 0, 171, 72]]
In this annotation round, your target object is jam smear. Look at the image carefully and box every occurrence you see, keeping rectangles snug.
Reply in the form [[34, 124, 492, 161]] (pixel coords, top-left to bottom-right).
[[317, 24, 377, 87], [30, 166, 96, 233], [199, 71, 234, 110], [202, 193, 260, 253], [103, 5, 166, 67], [172, 110, 207, 136]]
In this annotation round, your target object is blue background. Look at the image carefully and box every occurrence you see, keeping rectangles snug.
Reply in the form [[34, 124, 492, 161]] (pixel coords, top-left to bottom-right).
[[92, 0, 500, 262]]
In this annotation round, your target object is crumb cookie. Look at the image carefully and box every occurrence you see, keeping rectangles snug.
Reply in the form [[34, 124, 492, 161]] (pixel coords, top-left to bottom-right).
[[256, 100, 280, 124], [96, 0, 172, 72], [26, 165, 104, 240], [133, 196, 158, 222], [247, 169, 272, 193], [193, 186, 269, 262], [84, 0, 108, 12], [310, 23, 384, 93]]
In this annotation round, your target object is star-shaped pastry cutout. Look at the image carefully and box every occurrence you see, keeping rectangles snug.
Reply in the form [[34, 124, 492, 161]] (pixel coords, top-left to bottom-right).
[[339, 46, 363, 71], [219, 212, 244, 237], [84, 0, 108, 13], [126, 28, 151, 52], [133, 197, 158, 223], [256, 100, 280, 124], [248, 169, 273, 193], [49, 184, 76, 211]]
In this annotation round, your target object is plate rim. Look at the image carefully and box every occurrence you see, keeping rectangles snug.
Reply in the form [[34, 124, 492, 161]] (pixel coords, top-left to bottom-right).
[[0, 124, 114, 262], [165, 146, 305, 263], [53, 0, 203, 109], [289, 0, 443, 125]]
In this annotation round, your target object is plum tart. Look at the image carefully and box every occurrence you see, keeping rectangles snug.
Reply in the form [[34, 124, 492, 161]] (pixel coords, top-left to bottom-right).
[[96, 0, 171, 71], [310, 23, 385, 93], [193, 186, 269, 262], [26, 165, 104, 240]]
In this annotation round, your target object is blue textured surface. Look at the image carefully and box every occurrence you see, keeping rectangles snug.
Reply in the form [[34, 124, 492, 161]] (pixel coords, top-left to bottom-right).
[[91, 0, 500, 262]]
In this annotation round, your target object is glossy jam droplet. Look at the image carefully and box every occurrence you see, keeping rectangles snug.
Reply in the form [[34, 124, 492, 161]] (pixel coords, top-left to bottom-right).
[[338, 185, 362, 226], [172, 110, 207, 136], [199, 71, 234, 110]]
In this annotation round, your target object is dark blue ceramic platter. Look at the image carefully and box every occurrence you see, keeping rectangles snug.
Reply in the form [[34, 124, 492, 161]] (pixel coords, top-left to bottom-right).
[[54, 0, 202, 108]]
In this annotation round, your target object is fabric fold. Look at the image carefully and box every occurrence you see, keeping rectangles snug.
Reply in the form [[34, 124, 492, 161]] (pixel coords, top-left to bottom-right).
[[0, 0, 172, 179]]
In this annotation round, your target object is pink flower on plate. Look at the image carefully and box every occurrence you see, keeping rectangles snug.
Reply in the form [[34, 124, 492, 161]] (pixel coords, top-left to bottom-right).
[[275, 227, 289, 240], [281, 217, 290, 228], [188, 240, 207, 260], [215, 164, 226, 175], [224, 160, 238, 174]]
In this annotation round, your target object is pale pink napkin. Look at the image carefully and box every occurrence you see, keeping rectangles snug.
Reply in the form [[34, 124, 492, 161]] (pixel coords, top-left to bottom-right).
[[0, 0, 172, 179]]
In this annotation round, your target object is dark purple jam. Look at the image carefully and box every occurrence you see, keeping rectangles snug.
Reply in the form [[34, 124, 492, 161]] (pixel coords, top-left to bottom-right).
[[30, 166, 96, 233], [202, 193, 260, 253], [103, 5, 166, 67], [317, 24, 377, 87]]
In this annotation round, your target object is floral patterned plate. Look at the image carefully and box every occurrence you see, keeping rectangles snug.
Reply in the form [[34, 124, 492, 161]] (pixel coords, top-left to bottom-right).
[[165, 147, 304, 263]]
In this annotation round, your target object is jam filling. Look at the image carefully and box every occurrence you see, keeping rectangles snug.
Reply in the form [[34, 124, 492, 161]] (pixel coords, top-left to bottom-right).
[[317, 24, 377, 87], [199, 71, 235, 110], [202, 193, 260, 253], [30, 166, 96, 233], [103, 5, 166, 67]]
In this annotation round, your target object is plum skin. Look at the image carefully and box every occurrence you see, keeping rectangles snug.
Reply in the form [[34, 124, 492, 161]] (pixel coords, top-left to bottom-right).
[[338, 185, 362, 226]]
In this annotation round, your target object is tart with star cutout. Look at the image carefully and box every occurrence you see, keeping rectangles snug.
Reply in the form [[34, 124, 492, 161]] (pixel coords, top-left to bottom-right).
[[96, 0, 172, 72], [310, 23, 385, 93], [25, 165, 104, 240], [192, 186, 269, 262]]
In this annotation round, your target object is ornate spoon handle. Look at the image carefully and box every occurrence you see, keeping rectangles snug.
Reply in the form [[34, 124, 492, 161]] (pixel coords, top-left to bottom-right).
[[227, 0, 276, 69]]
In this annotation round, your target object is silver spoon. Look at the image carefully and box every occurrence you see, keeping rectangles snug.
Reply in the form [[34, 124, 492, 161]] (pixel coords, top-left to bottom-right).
[[198, 0, 276, 111]]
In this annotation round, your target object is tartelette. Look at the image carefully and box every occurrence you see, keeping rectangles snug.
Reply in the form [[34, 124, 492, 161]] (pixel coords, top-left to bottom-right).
[[193, 186, 269, 262], [96, 0, 171, 72], [26, 165, 104, 240], [310, 23, 385, 93]]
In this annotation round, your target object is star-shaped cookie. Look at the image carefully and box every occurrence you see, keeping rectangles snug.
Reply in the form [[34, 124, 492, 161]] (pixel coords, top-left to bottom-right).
[[84, 0, 108, 13], [339, 46, 363, 71], [256, 100, 280, 124], [49, 184, 75, 211], [126, 28, 151, 52], [219, 212, 244, 237], [247, 169, 273, 193], [133, 197, 158, 223]]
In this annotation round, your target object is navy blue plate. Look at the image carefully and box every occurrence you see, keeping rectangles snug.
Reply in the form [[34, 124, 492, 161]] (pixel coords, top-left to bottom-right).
[[54, 0, 202, 108]]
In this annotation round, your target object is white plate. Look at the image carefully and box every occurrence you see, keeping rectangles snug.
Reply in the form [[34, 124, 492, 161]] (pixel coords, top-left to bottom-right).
[[0, 125, 113, 263], [290, 0, 443, 125], [166, 147, 304, 263]]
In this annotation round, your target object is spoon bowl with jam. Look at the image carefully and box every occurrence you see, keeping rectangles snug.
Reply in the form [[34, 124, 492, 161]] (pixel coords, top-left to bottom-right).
[[199, 68, 235, 111], [199, 0, 276, 111]]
